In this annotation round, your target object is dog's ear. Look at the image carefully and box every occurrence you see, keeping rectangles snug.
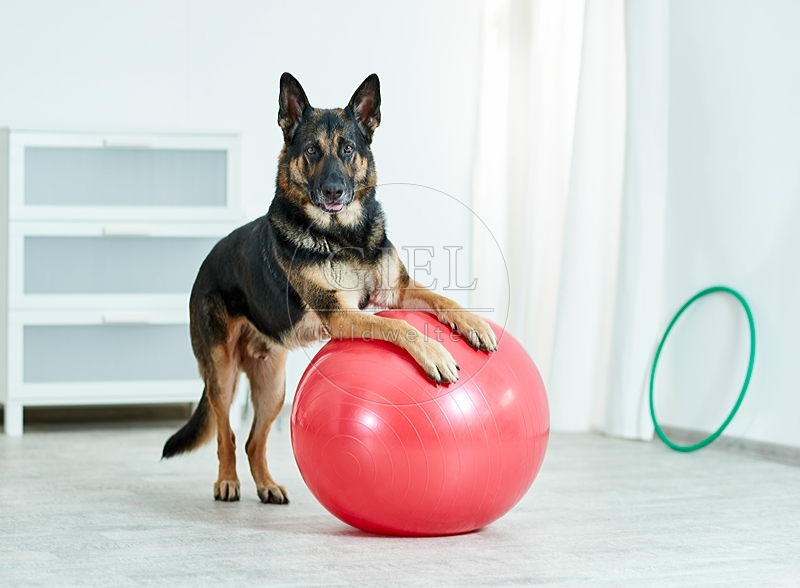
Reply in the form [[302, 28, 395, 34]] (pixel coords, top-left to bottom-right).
[[347, 74, 381, 143], [278, 72, 310, 142]]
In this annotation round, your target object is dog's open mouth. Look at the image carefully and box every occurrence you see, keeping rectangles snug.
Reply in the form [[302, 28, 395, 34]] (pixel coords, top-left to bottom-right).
[[321, 201, 345, 213]]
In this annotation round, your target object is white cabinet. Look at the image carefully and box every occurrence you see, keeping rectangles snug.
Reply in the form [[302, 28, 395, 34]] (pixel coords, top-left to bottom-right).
[[0, 129, 244, 435]]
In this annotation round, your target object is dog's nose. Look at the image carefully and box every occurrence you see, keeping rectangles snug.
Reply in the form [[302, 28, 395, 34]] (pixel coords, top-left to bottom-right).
[[322, 182, 345, 201]]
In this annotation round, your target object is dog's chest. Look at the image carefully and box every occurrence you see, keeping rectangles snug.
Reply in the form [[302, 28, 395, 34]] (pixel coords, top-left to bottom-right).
[[321, 257, 384, 303], [323, 247, 403, 309]]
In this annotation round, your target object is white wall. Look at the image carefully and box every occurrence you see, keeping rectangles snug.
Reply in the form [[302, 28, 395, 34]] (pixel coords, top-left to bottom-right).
[[656, 0, 800, 448], [14, 0, 794, 447], [0, 0, 485, 398]]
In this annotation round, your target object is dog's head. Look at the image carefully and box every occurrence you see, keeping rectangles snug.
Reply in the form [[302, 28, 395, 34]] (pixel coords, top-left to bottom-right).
[[276, 73, 381, 221]]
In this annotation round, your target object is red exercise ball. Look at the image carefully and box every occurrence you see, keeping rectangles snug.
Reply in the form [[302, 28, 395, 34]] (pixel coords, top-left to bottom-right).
[[290, 310, 549, 537]]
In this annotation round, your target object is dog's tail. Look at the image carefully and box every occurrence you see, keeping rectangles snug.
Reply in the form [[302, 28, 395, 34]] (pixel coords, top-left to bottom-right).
[[162, 388, 216, 459]]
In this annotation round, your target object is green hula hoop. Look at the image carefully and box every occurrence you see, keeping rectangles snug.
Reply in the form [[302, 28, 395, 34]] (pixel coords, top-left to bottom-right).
[[649, 285, 756, 452]]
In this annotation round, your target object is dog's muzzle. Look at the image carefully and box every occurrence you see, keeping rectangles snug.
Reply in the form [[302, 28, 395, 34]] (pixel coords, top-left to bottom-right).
[[316, 182, 351, 214]]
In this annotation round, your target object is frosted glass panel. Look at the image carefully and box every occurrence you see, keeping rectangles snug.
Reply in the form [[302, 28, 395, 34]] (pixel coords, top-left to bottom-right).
[[24, 235, 218, 295], [24, 324, 197, 383], [25, 147, 227, 207]]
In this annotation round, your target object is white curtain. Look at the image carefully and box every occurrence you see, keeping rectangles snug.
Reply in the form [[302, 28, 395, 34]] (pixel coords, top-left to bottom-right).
[[472, 0, 668, 439]]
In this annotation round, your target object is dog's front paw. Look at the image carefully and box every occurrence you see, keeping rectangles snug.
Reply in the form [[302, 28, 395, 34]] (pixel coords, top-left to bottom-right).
[[446, 312, 497, 352], [413, 339, 460, 385], [214, 479, 241, 502], [257, 484, 289, 505]]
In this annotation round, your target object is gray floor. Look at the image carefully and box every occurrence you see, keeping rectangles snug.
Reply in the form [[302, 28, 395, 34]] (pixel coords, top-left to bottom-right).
[[1, 413, 799, 587]]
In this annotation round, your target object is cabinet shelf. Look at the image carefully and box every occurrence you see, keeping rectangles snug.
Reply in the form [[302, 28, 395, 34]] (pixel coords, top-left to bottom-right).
[[0, 129, 244, 435], [9, 221, 233, 310], [7, 130, 241, 222]]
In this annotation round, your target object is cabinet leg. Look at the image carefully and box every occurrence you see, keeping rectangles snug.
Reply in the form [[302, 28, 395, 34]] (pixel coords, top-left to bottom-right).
[[3, 402, 23, 436]]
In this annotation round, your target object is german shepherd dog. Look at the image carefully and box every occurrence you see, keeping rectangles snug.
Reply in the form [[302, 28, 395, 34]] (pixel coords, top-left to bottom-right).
[[162, 73, 497, 504]]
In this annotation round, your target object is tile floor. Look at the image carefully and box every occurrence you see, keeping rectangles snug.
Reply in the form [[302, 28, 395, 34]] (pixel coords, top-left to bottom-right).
[[1, 415, 798, 587]]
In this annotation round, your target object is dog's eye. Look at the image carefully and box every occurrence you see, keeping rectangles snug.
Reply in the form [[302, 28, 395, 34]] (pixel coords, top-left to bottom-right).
[[305, 146, 317, 156], [342, 144, 353, 155]]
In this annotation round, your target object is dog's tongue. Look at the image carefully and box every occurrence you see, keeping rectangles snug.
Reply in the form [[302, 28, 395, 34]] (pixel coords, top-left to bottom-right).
[[324, 202, 344, 212]]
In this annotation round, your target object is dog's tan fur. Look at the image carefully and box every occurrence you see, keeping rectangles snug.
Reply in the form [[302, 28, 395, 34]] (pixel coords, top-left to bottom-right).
[[162, 73, 496, 503]]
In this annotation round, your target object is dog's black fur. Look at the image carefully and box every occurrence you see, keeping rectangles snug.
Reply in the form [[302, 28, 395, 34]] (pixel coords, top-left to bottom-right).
[[162, 73, 497, 504]]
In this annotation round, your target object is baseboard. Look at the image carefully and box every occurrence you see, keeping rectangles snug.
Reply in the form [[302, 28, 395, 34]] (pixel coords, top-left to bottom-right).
[[1, 403, 194, 428], [661, 426, 800, 467]]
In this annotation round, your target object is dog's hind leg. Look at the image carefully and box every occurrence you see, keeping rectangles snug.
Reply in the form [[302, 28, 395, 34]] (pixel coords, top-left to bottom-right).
[[242, 347, 290, 505], [204, 344, 242, 502]]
